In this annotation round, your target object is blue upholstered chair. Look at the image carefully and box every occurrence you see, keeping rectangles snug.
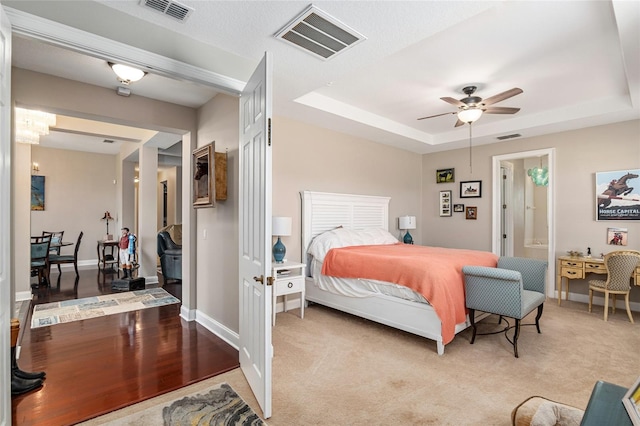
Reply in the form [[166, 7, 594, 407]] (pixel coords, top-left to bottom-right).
[[157, 231, 182, 285], [462, 257, 548, 358]]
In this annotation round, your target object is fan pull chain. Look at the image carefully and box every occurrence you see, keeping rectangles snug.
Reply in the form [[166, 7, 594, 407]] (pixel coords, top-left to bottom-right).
[[469, 123, 473, 174]]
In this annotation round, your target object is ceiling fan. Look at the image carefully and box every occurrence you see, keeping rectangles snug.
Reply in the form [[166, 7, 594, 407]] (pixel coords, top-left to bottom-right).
[[418, 85, 523, 127]]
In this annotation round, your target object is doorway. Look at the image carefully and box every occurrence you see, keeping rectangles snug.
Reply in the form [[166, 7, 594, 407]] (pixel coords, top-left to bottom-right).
[[492, 148, 556, 297]]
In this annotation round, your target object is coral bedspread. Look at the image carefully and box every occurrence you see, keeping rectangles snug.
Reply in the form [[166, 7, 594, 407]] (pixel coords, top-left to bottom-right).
[[321, 244, 498, 344]]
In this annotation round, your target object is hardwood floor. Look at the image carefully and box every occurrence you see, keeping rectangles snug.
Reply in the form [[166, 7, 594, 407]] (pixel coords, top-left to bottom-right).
[[11, 267, 239, 426]]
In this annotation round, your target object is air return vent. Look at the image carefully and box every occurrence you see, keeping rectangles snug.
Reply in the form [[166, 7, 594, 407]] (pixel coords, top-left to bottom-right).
[[496, 133, 522, 141], [139, 0, 193, 22], [275, 5, 366, 60]]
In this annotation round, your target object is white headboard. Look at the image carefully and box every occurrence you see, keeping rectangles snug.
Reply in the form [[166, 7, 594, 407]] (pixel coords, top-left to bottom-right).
[[300, 191, 390, 273]]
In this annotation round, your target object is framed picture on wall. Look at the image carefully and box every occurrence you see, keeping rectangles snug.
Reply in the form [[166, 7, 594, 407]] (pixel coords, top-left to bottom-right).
[[460, 180, 482, 198], [31, 175, 45, 211], [439, 190, 452, 216], [595, 169, 640, 221], [436, 168, 455, 183], [466, 206, 477, 220], [192, 142, 215, 209], [607, 227, 628, 246], [453, 204, 464, 213]]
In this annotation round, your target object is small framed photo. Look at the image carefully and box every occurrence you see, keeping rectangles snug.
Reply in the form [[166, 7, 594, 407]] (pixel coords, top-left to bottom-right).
[[622, 376, 640, 426], [460, 180, 482, 198], [439, 190, 452, 217], [453, 204, 464, 213], [607, 227, 628, 246], [466, 206, 477, 220], [436, 168, 455, 184]]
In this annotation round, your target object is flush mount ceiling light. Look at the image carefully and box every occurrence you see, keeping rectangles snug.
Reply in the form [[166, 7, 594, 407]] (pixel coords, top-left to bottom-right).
[[109, 63, 146, 85]]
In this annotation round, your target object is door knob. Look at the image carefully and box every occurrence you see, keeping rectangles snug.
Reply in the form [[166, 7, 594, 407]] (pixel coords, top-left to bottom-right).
[[253, 275, 264, 284]]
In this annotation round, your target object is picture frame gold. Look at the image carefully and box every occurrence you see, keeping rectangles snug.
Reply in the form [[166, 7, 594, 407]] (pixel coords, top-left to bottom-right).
[[192, 142, 215, 209]]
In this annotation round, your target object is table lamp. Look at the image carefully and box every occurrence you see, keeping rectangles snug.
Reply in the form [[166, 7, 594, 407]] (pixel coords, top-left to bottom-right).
[[398, 215, 416, 244], [272, 216, 292, 263]]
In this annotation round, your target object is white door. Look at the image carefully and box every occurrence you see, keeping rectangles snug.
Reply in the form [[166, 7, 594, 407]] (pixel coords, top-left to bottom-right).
[[238, 52, 273, 419], [0, 6, 11, 424]]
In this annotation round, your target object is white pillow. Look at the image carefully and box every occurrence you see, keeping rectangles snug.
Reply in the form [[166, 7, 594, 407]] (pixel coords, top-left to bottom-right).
[[307, 227, 398, 262]]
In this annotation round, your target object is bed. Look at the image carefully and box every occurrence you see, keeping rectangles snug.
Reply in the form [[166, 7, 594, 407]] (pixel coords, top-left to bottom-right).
[[301, 190, 498, 355]]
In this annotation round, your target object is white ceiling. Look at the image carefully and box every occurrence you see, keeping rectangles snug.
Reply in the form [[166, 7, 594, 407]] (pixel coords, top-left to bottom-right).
[[7, 0, 640, 155]]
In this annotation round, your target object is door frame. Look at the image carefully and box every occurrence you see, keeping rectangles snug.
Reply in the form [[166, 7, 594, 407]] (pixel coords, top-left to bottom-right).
[[492, 148, 556, 297]]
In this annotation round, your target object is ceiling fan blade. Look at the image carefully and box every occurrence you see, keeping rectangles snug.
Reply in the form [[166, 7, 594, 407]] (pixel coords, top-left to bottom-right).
[[481, 88, 523, 106], [483, 106, 521, 114], [417, 111, 456, 120], [454, 119, 465, 127], [441, 97, 466, 108]]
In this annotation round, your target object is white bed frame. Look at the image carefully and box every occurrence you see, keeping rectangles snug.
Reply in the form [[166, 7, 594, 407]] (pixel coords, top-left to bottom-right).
[[301, 190, 484, 355]]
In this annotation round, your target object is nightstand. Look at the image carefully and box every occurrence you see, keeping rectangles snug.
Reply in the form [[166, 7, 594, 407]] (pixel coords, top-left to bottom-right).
[[272, 261, 306, 326]]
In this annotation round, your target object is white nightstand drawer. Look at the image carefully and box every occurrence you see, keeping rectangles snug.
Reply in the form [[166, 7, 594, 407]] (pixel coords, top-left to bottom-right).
[[275, 276, 304, 296]]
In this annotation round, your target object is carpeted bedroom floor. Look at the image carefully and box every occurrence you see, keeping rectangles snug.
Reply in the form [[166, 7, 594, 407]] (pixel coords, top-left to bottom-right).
[[267, 298, 637, 425]]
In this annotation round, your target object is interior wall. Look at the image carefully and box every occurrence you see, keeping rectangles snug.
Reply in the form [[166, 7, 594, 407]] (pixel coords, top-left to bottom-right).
[[273, 115, 423, 263], [157, 166, 180, 229], [30, 146, 117, 257], [423, 119, 640, 301], [195, 93, 239, 331]]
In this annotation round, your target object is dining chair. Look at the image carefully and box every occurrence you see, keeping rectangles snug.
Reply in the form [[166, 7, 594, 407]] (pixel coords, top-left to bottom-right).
[[42, 231, 64, 255], [588, 250, 640, 323], [31, 240, 51, 286], [49, 231, 83, 277]]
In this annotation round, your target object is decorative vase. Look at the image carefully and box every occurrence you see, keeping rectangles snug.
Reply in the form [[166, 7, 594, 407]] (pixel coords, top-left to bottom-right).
[[403, 231, 413, 245], [273, 237, 286, 263]]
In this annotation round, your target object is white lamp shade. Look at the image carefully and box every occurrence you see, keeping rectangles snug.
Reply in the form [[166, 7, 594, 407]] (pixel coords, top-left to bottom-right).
[[398, 216, 416, 230], [457, 108, 483, 123], [272, 216, 292, 236]]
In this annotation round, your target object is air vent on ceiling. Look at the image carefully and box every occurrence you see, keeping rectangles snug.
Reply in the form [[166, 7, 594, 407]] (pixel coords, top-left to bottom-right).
[[139, 0, 193, 22], [275, 5, 366, 60], [496, 133, 522, 141]]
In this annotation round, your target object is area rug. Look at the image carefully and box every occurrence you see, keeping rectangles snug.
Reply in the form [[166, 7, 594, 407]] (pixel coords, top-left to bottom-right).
[[31, 288, 180, 329], [86, 382, 265, 426]]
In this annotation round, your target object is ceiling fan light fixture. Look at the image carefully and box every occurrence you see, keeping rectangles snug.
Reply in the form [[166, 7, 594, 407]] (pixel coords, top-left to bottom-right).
[[457, 108, 483, 124], [109, 63, 146, 85]]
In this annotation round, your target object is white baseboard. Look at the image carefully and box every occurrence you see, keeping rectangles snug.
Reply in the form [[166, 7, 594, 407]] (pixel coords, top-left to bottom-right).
[[180, 305, 196, 321], [16, 291, 32, 302], [194, 310, 239, 350]]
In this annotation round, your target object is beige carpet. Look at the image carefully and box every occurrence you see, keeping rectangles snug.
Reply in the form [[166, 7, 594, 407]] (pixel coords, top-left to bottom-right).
[[85, 299, 639, 425]]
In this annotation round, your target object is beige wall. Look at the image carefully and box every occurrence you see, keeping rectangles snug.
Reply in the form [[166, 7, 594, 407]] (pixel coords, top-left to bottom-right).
[[30, 146, 118, 261], [273, 116, 423, 261], [157, 166, 181, 228], [195, 94, 239, 330], [423, 119, 640, 301]]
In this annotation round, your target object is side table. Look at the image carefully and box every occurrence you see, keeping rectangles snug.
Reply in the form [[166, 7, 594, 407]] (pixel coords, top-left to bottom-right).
[[272, 261, 306, 326]]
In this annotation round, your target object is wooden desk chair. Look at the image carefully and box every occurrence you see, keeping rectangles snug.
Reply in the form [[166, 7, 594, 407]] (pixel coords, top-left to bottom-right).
[[588, 250, 640, 322], [42, 231, 64, 255], [49, 231, 83, 277], [31, 240, 51, 286]]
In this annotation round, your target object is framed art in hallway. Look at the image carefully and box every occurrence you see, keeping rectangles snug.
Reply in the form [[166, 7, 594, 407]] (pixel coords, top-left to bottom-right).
[[31, 175, 45, 211], [193, 142, 215, 209], [453, 204, 464, 213], [460, 180, 481, 198]]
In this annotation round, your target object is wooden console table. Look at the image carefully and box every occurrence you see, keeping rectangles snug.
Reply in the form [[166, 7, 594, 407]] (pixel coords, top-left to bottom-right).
[[556, 255, 640, 305], [97, 240, 119, 271]]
